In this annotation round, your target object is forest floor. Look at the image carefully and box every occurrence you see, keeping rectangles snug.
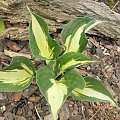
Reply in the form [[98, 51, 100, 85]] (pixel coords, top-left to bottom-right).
[[0, 32, 120, 120], [0, 0, 120, 120]]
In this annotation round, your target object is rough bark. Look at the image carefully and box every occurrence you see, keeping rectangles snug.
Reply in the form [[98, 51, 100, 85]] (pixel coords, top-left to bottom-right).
[[0, 0, 120, 41]]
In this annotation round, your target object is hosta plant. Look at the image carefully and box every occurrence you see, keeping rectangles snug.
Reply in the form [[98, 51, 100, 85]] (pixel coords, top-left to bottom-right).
[[0, 9, 119, 120]]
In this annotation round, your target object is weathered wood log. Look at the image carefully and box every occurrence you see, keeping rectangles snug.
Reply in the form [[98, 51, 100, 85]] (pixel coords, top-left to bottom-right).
[[0, 0, 120, 42]]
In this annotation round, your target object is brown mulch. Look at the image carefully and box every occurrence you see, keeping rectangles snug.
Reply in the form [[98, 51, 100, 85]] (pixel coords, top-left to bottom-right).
[[0, 33, 120, 120]]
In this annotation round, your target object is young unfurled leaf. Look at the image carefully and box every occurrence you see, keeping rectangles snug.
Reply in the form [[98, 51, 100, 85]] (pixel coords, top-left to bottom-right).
[[29, 11, 60, 60], [36, 66, 85, 120], [71, 76, 118, 108], [61, 17, 101, 53], [55, 52, 95, 76], [0, 18, 5, 33], [0, 56, 35, 92]]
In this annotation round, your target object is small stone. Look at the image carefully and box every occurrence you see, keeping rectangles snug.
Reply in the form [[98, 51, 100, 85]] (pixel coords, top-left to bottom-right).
[[1, 106, 6, 113]]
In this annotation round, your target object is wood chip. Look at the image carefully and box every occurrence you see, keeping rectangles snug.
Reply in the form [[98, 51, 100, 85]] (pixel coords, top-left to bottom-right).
[[15, 116, 26, 120], [89, 37, 99, 47], [12, 92, 23, 101], [28, 96, 40, 102], [5, 40, 21, 52], [60, 103, 70, 120], [69, 115, 82, 120], [44, 113, 53, 120], [4, 49, 31, 59]]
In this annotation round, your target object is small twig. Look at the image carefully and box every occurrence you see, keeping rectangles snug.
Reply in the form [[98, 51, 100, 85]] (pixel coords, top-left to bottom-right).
[[89, 108, 100, 120], [111, 1, 119, 11], [35, 106, 42, 120], [81, 105, 86, 120]]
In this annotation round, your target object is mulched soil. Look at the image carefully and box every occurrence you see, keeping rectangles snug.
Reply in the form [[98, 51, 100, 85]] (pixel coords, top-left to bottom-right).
[[0, 31, 120, 120]]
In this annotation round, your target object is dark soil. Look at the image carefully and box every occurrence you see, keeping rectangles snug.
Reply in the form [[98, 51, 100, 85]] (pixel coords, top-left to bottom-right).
[[0, 31, 120, 120]]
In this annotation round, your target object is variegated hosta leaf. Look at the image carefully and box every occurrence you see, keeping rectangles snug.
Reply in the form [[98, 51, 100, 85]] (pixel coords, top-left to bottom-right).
[[0, 18, 5, 33], [29, 11, 60, 60], [55, 52, 95, 76], [36, 66, 85, 120], [0, 56, 35, 92], [61, 17, 101, 53], [72, 76, 119, 108]]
